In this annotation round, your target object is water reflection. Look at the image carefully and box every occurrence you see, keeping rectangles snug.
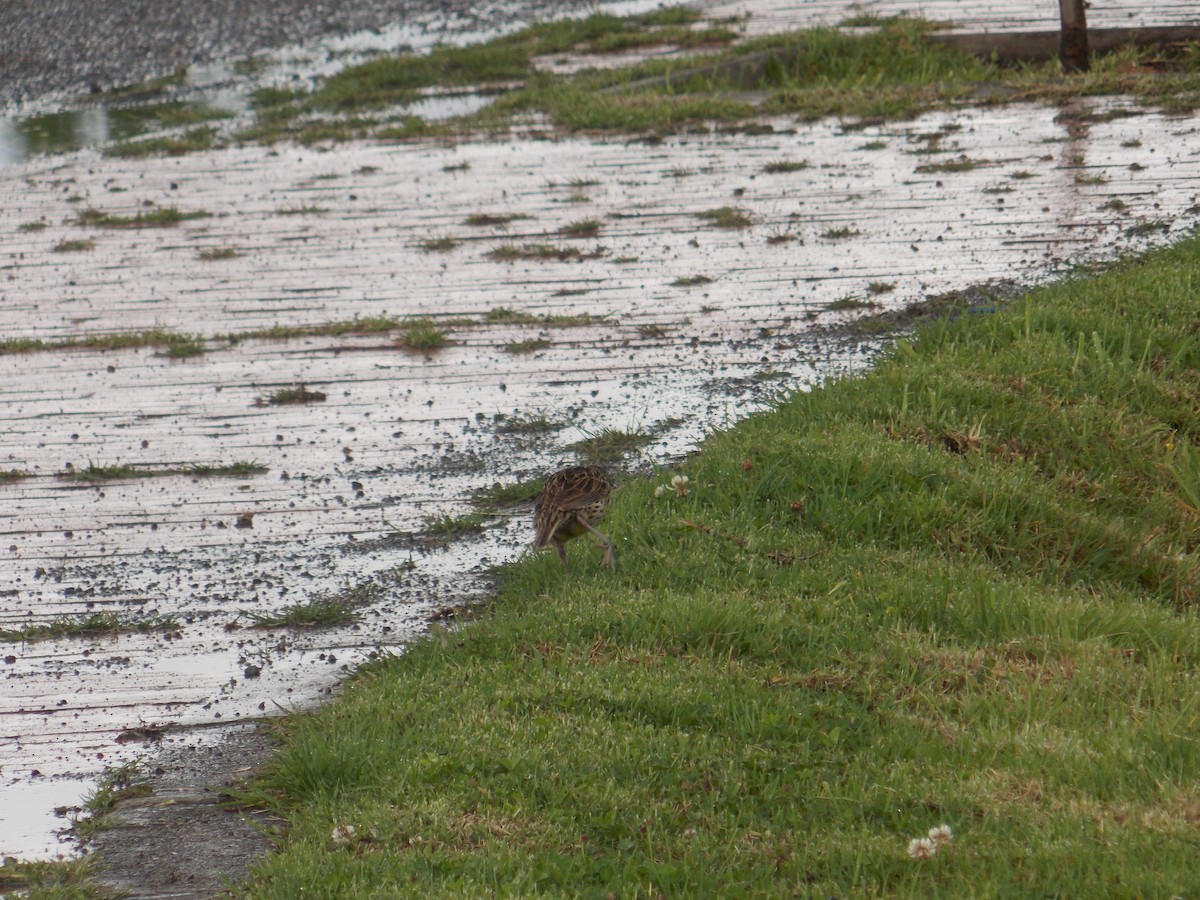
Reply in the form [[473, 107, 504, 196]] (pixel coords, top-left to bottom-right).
[[4, 105, 161, 166]]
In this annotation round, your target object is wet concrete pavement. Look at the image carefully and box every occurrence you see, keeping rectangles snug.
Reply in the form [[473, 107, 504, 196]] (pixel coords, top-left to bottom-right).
[[2, 0, 1200, 876]]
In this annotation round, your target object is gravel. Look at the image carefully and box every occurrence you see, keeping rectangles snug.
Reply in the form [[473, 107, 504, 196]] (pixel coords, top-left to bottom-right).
[[0, 0, 610, 110]]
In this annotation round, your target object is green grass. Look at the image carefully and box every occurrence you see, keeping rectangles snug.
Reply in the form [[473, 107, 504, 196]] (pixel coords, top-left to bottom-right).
[[245, 582, 385, 629], [64, 463, 147, 481], [399, 317, 449, 350], [472, 478, 546, 511], [417, 236, 459, 253], [18, 220, 48, 232], [61, 459, 265, 481], [821, 226, 862, 239], [275, 205, 328, 216], [422, 510, 490, 538], [493, 412, 567, 435], [487, 243, 602, 262], [159, 334, 206, 358], [261, 385, 327, 405], [559, 218, 603, 238], [671, 274, 713, 287], [241, 234, 1200, 896], [105, 126, 218, 158], [464, 213, 534, 227], [696, 206, 753, 229], [188, 461, 269, 477], [245, 599, 355, 629], [762, 159, 810, 173], [72, 761, 153, 841], [53, 239, 95, 252], [198, 246, 240, 260], [75, 206, 212, 227], [484, 308, 605, 327], [0, 856, 115, 898], [1, 612, 178, 643], [503, 338, 552, 354], [0, 328, 199, 356], [566, 426, 653, 464], [828, 295, 877, 311], [0, 316, 466, 359], [219, 14, 1200, 145], [915, 156, 983, 173]]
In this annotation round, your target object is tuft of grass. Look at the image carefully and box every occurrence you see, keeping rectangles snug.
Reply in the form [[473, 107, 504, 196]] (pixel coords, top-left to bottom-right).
[[672, 274, 713, 287], [504, 338, 552, 353], [275, 205, 328, 216], [487, 243, 603, 262], [73, 761, 153, 840], [53, 239, 96, 252], [0, 469, 31, 483], [261, 385, 327, 406], [244, 597, 362, 629], [696, 206, 753, 229], [0, 857, 109, 896], [566, 426, 653, 464], [65, 463, 161, 482], [19, 220, 49, 232], [484, 308, 604, 328], [464, 213, 533, 227], [198, 246, 240, 260], [160, 335, 206, 358], [240, 232, 1200, 897], [418, 236, 459, 253], [762, 159, 810, 173], [75, 206, 211, 227], [821, 226, 861, 240], [486, 306, 539, 324], [399, 317, 448, 350], [422, 510, 489, 538], [828, 296, 877, 311], [106, 126, 217, 158], [1, 612, 177, 643], [867, 281, 896, 295], [915, 155, 982, 174], [188, 462, 268, 477], [472, 478, 546, 511], [559, 218, 603, 238], [494, 413, 566, 435]]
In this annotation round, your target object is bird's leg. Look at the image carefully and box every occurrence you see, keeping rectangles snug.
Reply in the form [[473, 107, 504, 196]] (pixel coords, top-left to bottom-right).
[[575, 515, 615, 568], [554, 538, 570, 571]]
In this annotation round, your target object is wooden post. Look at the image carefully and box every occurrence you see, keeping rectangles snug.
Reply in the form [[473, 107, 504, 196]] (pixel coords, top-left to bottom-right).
[[1059, 0, 1090, 72]]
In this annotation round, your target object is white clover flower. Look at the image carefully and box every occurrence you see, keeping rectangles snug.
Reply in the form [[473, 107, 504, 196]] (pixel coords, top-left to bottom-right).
[[331, 824, 357, 846], [654, 484, 667, 498], [906, 837, 936, 860], [670, 474, 690, 496], [928, 824, 953, 846]]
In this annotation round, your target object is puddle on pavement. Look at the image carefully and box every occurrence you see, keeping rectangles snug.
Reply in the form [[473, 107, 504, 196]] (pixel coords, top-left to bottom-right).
[[2, 94, 1200, 859], [0, 0, 665, 168], [702, 0, 1200, 40]]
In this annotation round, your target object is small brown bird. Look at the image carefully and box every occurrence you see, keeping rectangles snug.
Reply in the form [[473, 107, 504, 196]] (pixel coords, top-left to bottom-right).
[[533, 465, 615, 570]]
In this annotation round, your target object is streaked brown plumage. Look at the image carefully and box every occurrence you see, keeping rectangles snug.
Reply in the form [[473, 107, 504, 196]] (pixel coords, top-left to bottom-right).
[[533, 465, 615, 570]]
